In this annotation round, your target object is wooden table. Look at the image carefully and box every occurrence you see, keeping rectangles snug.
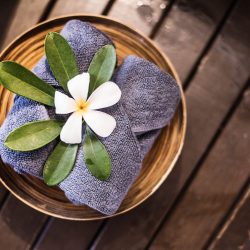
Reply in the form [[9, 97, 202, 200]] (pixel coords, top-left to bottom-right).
[[0, 0, 249, 249]]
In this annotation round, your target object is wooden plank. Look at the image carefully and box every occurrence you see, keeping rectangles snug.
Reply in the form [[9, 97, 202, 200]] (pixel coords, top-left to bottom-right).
[[35, 219, 103, 250], [0, 0, 52, 211], [209, 186, 250, 250], [0, 195, 47, 249], [32, 0, 168, 248], [150, 84, 250, 250], [154, 0, 233, 81], [0, 185, 8, 205], [89, 0, 250, 249], [31, 1, 111, 249], [0, 0, 19, 49], [0, 0, 50, 247], [48, 0, 109, 18], [0, 0, 51, 50], [0, 1, 247, 250], [108, 0, 168, 36], [0, 0, 50, 216], [0, 1, 109, 249]]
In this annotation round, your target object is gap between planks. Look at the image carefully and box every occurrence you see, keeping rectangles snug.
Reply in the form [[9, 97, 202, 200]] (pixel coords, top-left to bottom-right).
[[102, 0, 117, 15], [0, 0, 54, 212], [148, 80, 250, 249], [149, 0, 176, 38], [29, 1, 117, 249], [205, 178, 250, 250], [86, 0, 250, 246], [0, 0, 245, 249], [29, 1, 177, 249], [183, 0, 238, 90], [145, 76, 250, 249], [38, 0, 58, 22]]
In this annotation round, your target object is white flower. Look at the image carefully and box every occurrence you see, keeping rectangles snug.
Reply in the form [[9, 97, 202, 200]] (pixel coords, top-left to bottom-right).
[[54, 72, 121, 144]]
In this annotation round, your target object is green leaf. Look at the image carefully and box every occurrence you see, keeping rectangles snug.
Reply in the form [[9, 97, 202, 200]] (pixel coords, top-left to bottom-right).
[[45, 32, 79, 92], [43, 142, 78, 186], [4, 120, 64, 151], [0, 61, 55, 106], [83, 126, 111, 181], [88, 44, 116, 95]]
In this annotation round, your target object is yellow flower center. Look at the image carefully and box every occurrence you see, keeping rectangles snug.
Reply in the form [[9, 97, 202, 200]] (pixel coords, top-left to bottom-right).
[[76, 99, 89, 114]]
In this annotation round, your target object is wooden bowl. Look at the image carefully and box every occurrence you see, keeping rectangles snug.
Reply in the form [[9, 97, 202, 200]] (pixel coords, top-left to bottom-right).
[[0, 15, 186, 220]]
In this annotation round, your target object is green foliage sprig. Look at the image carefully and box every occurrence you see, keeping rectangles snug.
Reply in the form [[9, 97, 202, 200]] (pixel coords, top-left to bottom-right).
[[0, 32, 117, 184]]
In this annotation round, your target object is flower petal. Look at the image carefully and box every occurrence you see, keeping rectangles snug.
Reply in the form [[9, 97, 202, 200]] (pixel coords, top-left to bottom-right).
[[54, 91, 76, 114], [87, 81, 121, 110], [60, 112, 83, 144], [83, 110, 116, 137], [67, 72, 90, 101]]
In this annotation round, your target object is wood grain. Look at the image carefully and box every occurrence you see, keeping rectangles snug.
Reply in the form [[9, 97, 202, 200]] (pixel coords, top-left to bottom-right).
[[0, 0, 51, 50], [33, 2, 112, 248], [89, 0, 250, 248], [35, 218, 103, 250], [150, 83, 250, 249], [48, 0, 109, 18], [0, 0, 51, 212], [154, 0, 233, 81], [0, 195, 47, 249], [0, 1, 52, 248], [0, 15, 186, 220], [0, 1, 248, 250], [0, 3, 112, 248], [33, 0, 173, 246], [0, 0, 48, 209], [109, 0, 168, 36], [0, 185, 7, 204], [208, 186, 250, 250], [0, 0, 18, 49]]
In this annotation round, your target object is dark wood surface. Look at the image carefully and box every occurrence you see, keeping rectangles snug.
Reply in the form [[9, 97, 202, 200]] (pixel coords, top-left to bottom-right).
[[0, 0, 249, 249], [209, 185, 250, 250]]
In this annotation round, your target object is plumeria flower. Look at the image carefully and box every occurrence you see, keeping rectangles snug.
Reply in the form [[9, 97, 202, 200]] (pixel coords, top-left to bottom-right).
[[55, 72, 121, 144]]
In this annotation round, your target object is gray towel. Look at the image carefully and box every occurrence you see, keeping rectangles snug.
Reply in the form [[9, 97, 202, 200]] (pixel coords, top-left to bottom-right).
[[113, 55, 180, 133], [0, 20, 180, 215]]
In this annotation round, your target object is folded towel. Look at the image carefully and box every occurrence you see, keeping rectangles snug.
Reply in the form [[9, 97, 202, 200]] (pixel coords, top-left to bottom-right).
[[113, 55, 180, 158], [0, 20, 180, 215], [0, 98, 55, 177], [32, 20, 114, 88], [113, 55, 180, 133]]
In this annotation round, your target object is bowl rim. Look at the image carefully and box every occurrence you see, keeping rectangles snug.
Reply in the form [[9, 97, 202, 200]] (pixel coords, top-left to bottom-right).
[[0, 14, 187, 220]]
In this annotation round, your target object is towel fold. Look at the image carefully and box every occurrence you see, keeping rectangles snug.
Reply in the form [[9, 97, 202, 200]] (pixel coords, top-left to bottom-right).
[[0, 19, 180, 215], [113, 55, 180, 133]]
